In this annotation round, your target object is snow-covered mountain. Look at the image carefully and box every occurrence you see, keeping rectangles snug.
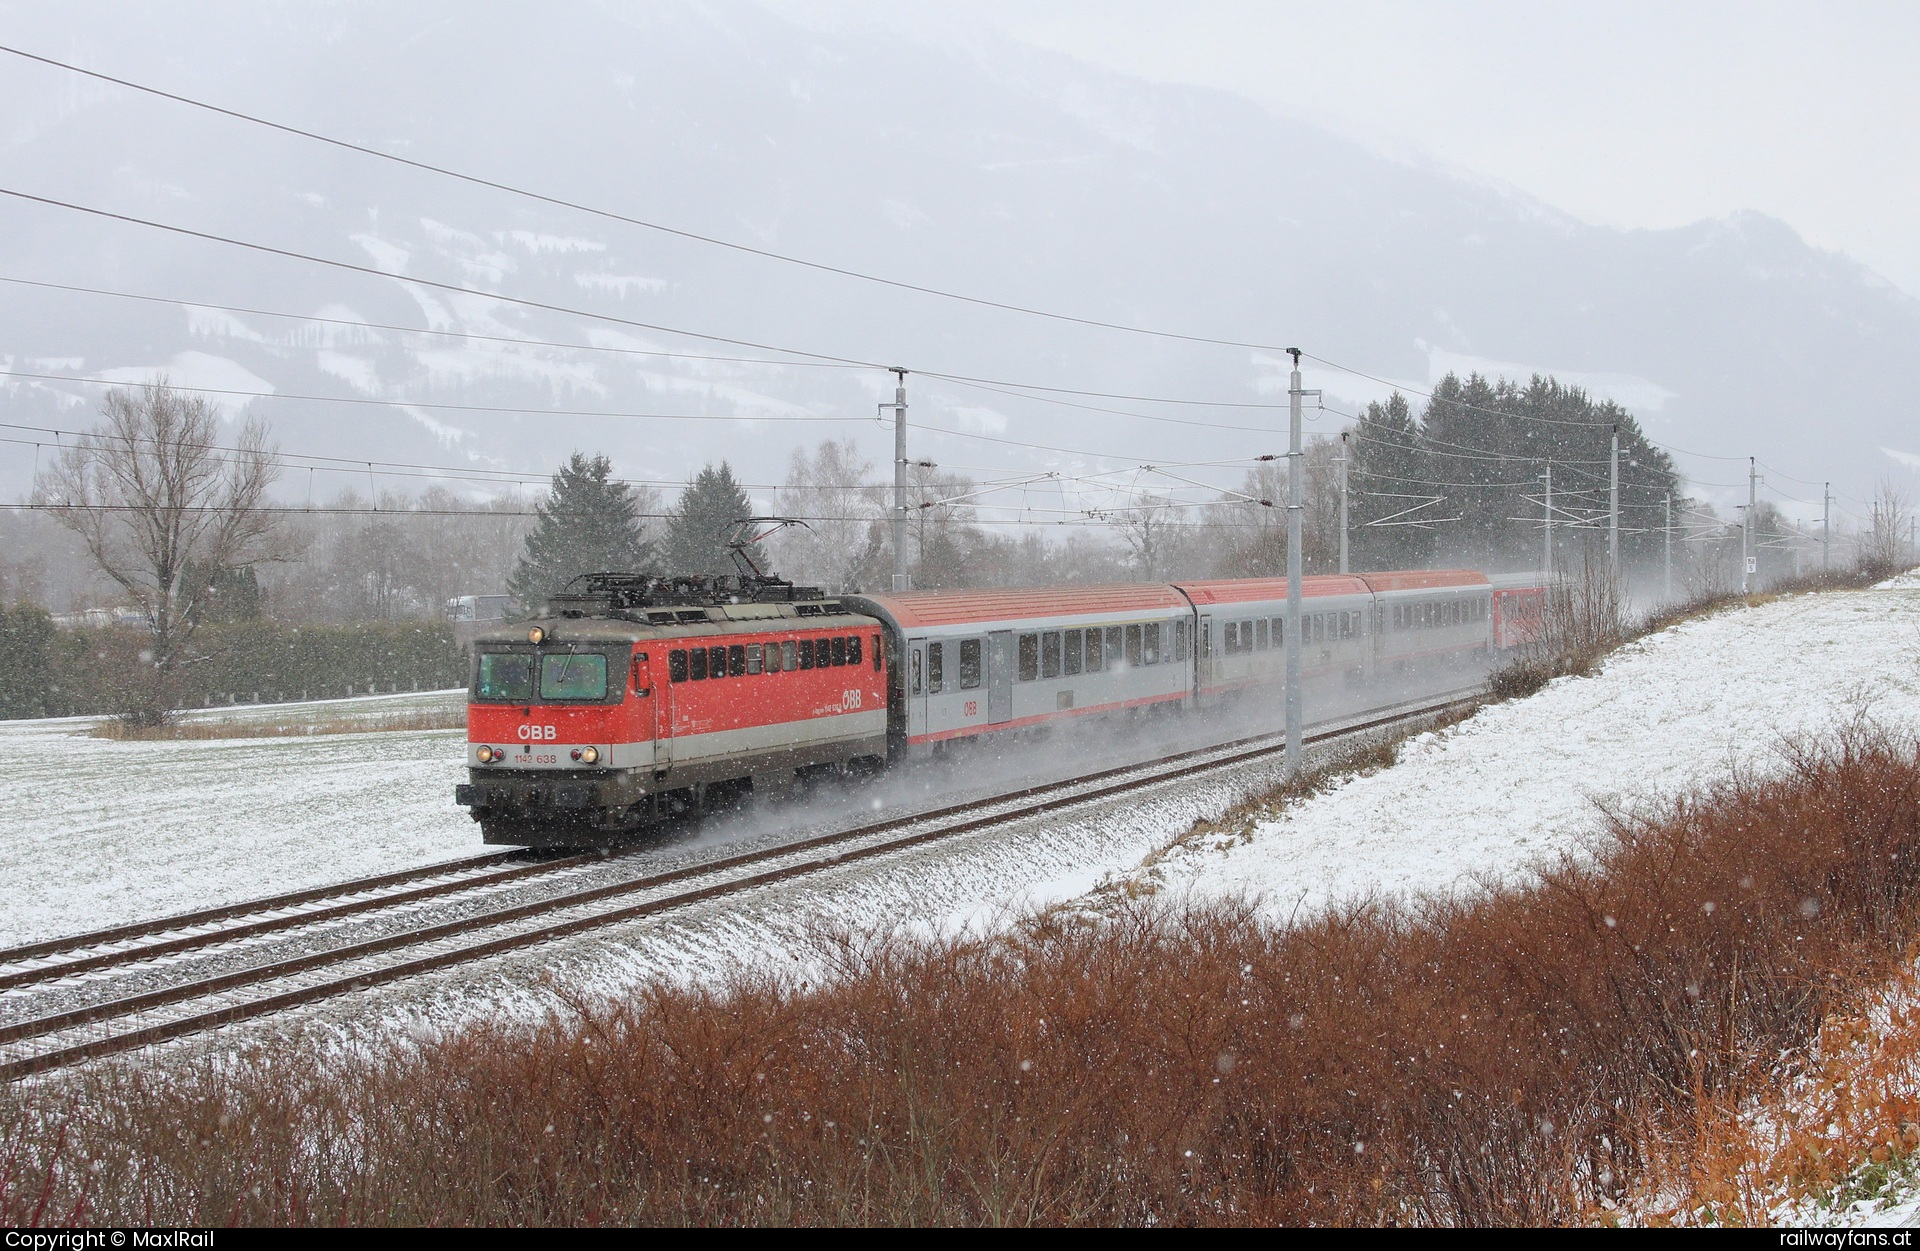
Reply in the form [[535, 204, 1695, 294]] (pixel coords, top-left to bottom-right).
[[0, 0, 1911, 518]]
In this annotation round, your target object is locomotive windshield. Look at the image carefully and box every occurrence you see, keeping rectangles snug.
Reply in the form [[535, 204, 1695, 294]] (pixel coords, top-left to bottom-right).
[[475, 653, 534, 702], [540, 652, 607, 701]]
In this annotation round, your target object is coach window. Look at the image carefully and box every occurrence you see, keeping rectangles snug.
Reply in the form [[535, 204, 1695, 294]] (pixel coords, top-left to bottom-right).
[[928, 642, 944, 693], [959, 638, 983, 689], [912, 647, 923, 695], [668, 650, 690, 683], [1085, 627, 1104, 672], [746, 643, 764, 675], [1063, 629, 1083, 676], [1018, 632, 1039, 682], [1124, 623, 1143, 667], [1175, 619, 1190, 661], [1143, 622, 1161, 664], [688, 647, 708, 681], [849, 635, 864, 667], [1224, 623, 1239, 656], [1039, 631, 1060, 679], [1104, 626, 1124, 668], [1256, 619, 1269, 651]]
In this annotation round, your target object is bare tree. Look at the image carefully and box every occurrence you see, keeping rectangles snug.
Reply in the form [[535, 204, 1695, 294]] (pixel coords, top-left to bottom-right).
[[1861, 478, 1913, 575], [1111, 492, 1180, 581], [773, 439, 882, 591], [33, 379, 279, 723]]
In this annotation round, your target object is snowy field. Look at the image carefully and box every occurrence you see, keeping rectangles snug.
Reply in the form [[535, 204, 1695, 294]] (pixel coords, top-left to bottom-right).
[[1144, 574, 1920, 917], [0, 691, 477, 945]]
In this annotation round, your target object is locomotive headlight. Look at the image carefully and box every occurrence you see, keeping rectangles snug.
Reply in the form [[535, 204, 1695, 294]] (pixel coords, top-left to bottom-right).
[[579, 745, 600, 764], [527, 626, 546, 645], [476, 745, 497, 763]]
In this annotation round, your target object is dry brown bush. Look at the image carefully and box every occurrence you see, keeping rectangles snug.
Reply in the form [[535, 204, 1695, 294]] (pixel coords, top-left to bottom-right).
[[5, 726, 1920, 1226]]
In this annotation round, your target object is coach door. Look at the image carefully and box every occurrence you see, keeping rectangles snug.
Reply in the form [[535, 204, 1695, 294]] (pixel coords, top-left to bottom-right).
[[987, 630, 1014, 724], [908, 638, 929, 738]]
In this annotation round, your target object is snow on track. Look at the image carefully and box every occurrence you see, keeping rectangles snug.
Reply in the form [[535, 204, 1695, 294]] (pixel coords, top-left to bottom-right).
[[1150, 579, 1920, 918]]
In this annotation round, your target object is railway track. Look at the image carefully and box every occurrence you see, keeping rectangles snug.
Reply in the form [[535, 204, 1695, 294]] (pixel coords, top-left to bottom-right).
[[0, 688, 1480, 1083]]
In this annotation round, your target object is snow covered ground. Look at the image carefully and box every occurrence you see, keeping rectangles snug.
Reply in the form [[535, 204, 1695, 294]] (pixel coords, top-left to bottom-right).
[[0, 691, 477, 945], [1137, 576, 1920, 918]]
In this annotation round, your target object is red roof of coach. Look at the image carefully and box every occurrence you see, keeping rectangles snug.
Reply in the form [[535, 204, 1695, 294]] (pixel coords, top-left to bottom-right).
[[1355, 569, 1491, 593], [1172, 575, 1371, 605], [852, 584, 1189, 628]]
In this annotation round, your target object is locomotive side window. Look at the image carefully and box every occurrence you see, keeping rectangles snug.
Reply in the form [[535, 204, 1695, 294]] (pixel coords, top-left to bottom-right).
[[1018, 633, 1039, 682], [959, 638, 983, 688], [832, 636, 848, 667], [476, 653, 535, 702], [766, 641, 783, 673], [816, 638, 834, 668], [747, 643, 764, 675], [705, 645, 725, 680], [928, 642, 944, 693], [797, 639, 814, 670], [688, 648, 708, 680], [1125, 623, 1143, 667], [1063, 629, 1082, 676], [1085, 628, 1103, 672], [669, 650, 690, 683], [1041, 631, 1061, 679], [783, 640, 798, 671], [849, 635, 863, 667], [728, 645, 747, 677], [1143, 622, 1161, 665]]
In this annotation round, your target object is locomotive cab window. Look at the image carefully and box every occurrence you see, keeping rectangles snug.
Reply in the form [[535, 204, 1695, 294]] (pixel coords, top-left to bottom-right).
[[959, 638, 983, 689], [871, 634, 883, 670], [540, 652, 607, 701], [476, 653, 534, 703]]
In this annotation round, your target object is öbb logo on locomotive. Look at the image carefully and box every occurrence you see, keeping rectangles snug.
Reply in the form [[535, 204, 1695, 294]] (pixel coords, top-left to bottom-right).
[[454, 569, 1548, 847]]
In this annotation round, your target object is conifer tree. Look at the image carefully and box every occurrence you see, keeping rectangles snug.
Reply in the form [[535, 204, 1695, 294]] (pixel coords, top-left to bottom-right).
[[1348, 392, 1437, 571], [662, 462, 763, 577], [507, 452, 653, 607]]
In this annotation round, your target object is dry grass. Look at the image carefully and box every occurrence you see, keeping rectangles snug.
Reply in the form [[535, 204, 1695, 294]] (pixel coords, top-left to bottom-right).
[[86, 708, 465, 741], [4, 724, 1920, 1226]]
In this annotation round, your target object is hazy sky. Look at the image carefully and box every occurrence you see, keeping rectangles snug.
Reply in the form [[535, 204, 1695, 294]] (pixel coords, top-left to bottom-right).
[[798, 1, 1920, 297]]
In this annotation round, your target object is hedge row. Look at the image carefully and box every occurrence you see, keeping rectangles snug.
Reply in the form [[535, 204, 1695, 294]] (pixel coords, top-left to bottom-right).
[[0, 605, 466, 719]]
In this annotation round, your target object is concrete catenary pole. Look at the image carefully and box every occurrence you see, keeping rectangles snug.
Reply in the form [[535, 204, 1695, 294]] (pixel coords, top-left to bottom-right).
[[1608, 424, 1620, 588], [1337, 430, 1350, 575], [1823, 483, 1831, 571], [1664, 492, 1673, 603], [1542, 464, 1553, 577], [1742, 456, 1756, 594], [890, 368, 909, 592], [1284, 349, 1310, 776]]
